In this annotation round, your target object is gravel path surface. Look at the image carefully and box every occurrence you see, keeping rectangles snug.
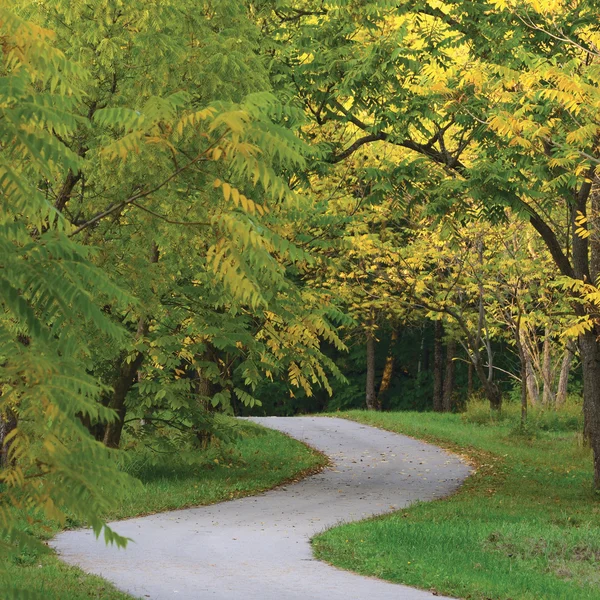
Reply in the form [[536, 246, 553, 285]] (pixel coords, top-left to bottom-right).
[[52, 416, 471, 599]]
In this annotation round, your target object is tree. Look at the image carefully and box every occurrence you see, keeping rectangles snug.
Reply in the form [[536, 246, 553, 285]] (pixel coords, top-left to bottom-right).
[[20, 0, 347, 449], [0, 9, 135, 588], [2, 5, 357, 587], [254, 0, 600, 486]]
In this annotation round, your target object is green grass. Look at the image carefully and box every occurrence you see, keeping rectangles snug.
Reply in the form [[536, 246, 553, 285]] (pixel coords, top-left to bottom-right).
[[4, 418, 326, 600], [313, 405, 600, 600]]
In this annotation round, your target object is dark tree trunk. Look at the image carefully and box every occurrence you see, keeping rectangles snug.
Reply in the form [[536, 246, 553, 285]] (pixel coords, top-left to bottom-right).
[[194, 365, 216, 447], [365, 332, 378, 410], [54, 170, 82, 213], [585, 180, 600, 484], [569, 176, 600, 479], [0, 409, 17, 468], [515, 330, 528, 425], [102, 243, 157, 448], [377, 328, 399, 407], [443, 340, 456, 412], [102, 350, 145, 448], [469, 353, 503, 410], [579, 331, 600, 486], [519, 348, 528, 425], [433, 321, 444, 412], [522, 332, 540, 406]]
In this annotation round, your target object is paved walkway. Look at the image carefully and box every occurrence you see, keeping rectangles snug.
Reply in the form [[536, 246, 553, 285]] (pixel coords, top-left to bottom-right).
[[52, 417, 471, 599]]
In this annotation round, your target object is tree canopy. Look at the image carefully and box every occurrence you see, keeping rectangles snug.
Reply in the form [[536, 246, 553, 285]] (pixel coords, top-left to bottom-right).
[[3, 2, 600, 594]]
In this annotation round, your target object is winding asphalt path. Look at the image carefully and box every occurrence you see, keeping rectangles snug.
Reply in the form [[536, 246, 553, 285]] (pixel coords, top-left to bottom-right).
[[52, 417, 471, 599]]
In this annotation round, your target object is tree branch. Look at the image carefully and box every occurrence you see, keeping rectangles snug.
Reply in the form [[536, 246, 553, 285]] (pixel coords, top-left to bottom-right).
[[329, 132, 387, 163], [70, 153, 207, 236]]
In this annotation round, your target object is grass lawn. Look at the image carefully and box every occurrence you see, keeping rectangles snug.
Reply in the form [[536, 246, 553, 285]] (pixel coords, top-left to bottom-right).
[[313, 407, 600, 600], [4, 418, 326, 600]]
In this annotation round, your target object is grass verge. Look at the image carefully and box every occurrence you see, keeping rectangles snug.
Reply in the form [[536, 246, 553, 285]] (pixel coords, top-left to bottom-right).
[[312, 408, 599, 600], [4, 418, 326, 600]]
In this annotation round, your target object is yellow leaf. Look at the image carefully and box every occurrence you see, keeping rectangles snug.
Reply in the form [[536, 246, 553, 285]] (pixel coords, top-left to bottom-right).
[[222, 182, 231, 202]]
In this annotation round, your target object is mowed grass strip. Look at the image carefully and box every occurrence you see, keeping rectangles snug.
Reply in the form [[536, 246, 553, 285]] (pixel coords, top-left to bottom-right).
[[313, 408, 599, 600], [4, 418, 327, 600], [107, 418, 327, 521]]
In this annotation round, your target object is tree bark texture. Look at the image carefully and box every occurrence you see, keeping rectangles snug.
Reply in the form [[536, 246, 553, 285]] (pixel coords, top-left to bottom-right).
[[54, 170, 82, 213], [515, 329, 528, 424], [102, 350, 145, 448], [570, 175, 600, 485], [542, 325, 556, 406], [520, 347, 528, 425], [377, 328, 399, 407], [579, 331, 600, 486], [365, 332, 378, 410], [556, 344, 574, 407], [102, 243, 158, 448], [193, 357, 217, 447], [470, 354, 503, 411], [523, 337, 540, 406]]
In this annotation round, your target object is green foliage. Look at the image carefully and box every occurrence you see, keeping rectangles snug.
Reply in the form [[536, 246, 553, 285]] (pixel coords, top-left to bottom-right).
[[5, 0, 349, 455], [3, 0, 599, 595], [0, 8, 137, 593], [2, 5, 350, 592]]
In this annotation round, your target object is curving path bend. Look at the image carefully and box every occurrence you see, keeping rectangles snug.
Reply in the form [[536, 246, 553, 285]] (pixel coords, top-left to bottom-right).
[[52, 417, 471, 599]]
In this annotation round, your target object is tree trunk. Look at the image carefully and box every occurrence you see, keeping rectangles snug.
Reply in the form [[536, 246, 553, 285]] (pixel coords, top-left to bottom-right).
[[194, 366, 216, 447], [542, 325, 556, 406], [469, 352, 503, 411], [579, 332, 600, 486], [519, 347, 528, 425], [54, 170, 82, 213], [0, 410, 17, 468], [443, 340, 456, 412], [102, 350, 145, 448], [523, 334, 540, 406], [556, 343, 574, 407], [473, 242, 502, 410], [515, 325, 528, 424], [417, 325, 425, 374], [433, 321, 444, 412], [377, 328, 399, 407], [482, 372, 503, 411], [102, 243, 157, 448], [365, 331, 378, 410]]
